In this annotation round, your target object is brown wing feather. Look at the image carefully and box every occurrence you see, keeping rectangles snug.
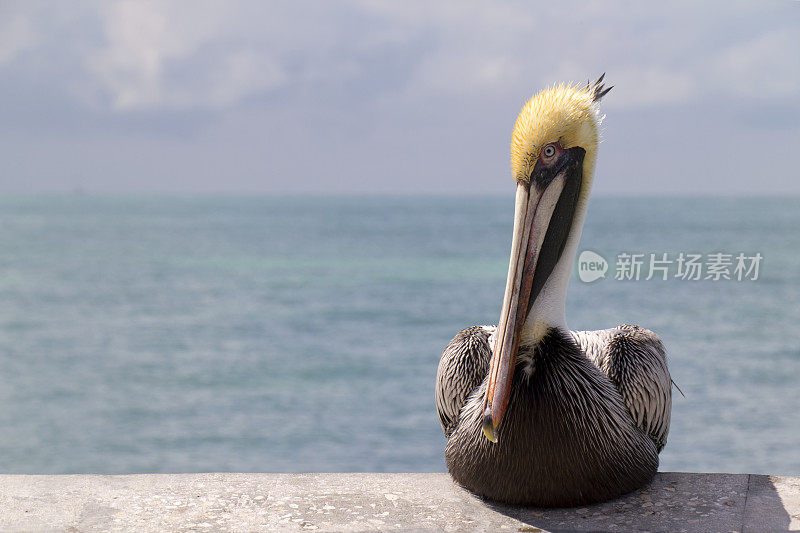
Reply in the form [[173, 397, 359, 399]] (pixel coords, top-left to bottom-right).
[[572, 325, 672, 451], [435, 326, 494, 438]]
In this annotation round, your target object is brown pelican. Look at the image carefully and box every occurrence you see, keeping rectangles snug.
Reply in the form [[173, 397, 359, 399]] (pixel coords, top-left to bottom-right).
[[435, 76, 671, 507]]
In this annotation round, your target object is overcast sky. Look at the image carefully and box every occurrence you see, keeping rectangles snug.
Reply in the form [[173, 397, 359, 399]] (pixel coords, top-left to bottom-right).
[[0, 1, 798, 195]]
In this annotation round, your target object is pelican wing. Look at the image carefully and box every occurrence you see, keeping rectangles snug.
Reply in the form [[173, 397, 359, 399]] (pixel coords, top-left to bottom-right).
[[435, 325, 495, 438], [572, 325, 672, 451]]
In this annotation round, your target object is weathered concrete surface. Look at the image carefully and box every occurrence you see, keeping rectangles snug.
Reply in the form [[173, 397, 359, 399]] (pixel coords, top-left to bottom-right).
[[0, 473, 797, 532]]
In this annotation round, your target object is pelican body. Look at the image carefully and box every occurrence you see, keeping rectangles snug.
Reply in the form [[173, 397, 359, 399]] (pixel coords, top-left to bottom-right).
[[435, 77, 671, 507]]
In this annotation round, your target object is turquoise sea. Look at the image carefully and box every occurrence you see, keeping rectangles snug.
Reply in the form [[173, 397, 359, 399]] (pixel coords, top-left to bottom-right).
[[0, 195, 798, 475]]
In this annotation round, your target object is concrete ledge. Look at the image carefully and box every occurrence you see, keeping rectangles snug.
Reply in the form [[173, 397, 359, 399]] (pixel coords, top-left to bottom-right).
[[0, 473, 797, 532]]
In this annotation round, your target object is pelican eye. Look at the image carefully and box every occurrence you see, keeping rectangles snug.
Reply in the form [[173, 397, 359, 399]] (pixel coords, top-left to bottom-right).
[[542, 144, 557, 158]]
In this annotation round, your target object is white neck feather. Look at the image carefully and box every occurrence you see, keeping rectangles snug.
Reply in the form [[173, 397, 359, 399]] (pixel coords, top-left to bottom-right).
[[520, 178, 593, 346]]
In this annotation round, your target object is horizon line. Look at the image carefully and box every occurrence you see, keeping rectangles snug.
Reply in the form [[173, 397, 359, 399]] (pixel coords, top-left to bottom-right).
[[1, 191, 799, 199]]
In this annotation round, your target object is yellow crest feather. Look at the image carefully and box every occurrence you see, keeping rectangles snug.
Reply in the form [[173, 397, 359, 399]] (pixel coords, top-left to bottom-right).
[[510, 82, 604, 183]]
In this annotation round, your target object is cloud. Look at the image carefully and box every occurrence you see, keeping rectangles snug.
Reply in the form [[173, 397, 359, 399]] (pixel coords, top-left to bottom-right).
[[0, 8, 37, 66], [712, 27, 800, 99], [2, 1, 797, 113], [607, 68, 695, 108], [86, 1, 289, 110], [0, 1, 797, 194]]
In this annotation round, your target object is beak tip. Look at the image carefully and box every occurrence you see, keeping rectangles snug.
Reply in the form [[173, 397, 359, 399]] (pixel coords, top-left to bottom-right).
[[481, 410, 498, 443]]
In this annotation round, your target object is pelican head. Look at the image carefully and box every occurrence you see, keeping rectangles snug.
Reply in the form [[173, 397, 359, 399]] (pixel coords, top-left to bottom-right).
[[482, 76, 611, 442]]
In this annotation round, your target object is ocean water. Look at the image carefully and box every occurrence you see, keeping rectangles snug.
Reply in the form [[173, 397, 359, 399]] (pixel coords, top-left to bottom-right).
[[0, 195, 798, 475]]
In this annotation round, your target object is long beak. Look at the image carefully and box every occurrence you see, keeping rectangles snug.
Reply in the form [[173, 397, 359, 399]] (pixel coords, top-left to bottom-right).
[[481, 148, 584, 443]]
